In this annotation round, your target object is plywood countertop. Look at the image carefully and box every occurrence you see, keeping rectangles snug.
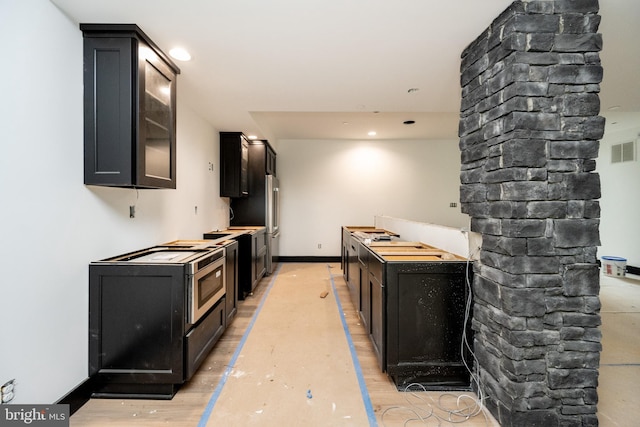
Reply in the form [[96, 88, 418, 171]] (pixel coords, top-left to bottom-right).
[[368, 241, 437, 248], [380, 255, 446, 261], [368, 241, 467, 261]]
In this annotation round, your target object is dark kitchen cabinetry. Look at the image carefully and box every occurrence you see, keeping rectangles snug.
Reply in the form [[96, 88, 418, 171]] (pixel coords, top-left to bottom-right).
[[368, 253, 385, 370], [229, 140, 276, 226], [341, 227, 350, 280], [210, 228, 266, 299], [358, 240, 386, 370], [346, 235, 361, 311], [253, 228, 267, 287], [358, 242, 371, 333], [340, 227, 473, 390], [220, 132, 249, 197], [88, 263, 225, 398], [224, 240, 239, 325], [81, 24, 180, 189], [266, 144, 277, 176], [185, 301, 226, 380], [385, 261, 472, 390]]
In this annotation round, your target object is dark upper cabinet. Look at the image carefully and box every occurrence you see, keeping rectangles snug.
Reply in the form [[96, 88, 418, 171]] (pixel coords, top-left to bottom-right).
[[266, 144, 277, 176], [220, 132, 250, 197], [81, 24, 180, 189]]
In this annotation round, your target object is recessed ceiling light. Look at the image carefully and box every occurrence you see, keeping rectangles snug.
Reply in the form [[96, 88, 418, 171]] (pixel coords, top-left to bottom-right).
[[368, 131, 377, 136], [169, 47, 191, 61]]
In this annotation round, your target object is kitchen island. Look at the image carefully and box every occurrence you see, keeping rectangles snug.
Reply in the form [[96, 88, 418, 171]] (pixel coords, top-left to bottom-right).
[[341, 226, 474, 390]]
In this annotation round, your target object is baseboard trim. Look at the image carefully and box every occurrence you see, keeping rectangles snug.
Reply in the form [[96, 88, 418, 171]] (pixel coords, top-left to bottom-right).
[[627, 265, 640, 276], [57, 376, 94, 415], [278, 256, 341, 263]]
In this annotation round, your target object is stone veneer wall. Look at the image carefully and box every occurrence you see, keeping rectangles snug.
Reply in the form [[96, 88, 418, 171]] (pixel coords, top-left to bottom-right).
[[458, 1, 604, 426]]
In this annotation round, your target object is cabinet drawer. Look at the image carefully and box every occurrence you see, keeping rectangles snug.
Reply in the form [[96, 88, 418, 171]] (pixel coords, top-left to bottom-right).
[[368, 254, 384, 284], [357, 242, 369, 266], [185, 299, 225, 379], [254, 230, 267, 253]]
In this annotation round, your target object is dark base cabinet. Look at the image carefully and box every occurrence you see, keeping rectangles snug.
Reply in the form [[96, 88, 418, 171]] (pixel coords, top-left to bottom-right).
[[204, 229, 266, 300], [385, 262, 473, 390], [232, 233, 253, 299], [340, 227, 474, 391], [89, 264, 225, 399]]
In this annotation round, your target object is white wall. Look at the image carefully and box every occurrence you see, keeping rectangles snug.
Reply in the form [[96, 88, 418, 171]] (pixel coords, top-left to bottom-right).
[[374, 216, 479, 259], [598, 118, 640, 268], [0, 0, 228, 403], [277, 138, 469, 256]]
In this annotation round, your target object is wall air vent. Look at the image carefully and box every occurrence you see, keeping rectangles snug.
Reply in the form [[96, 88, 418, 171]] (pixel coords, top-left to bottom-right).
[[611, 140, 636, 164]]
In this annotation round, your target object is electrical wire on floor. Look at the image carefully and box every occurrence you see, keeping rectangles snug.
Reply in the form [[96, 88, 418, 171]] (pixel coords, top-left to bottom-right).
[[380, 383, 491, 426]]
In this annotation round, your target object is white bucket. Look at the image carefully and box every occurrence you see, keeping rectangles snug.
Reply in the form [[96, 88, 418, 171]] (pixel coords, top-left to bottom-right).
[[601, 256, 627, 277]]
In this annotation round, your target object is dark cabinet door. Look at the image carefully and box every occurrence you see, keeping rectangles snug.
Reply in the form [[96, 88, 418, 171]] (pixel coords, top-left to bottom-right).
[[81, 24, 179, 189], [220, 132, 249, 197], [266, 145, 277, 176], [369, 255, 385, 370], [137, 54, 178, 188], [358, 242, 370, 331], [231, 233, 252, 299], [224, 240, 239, 324], [82, 37, 134, 186], [359, 264, 370, 332], [253, 229, 267, 287], [347, 237, 360, 311], [386, 262, 472, 389], [341, 228, 350, 281], [89, 264, 185, 397]]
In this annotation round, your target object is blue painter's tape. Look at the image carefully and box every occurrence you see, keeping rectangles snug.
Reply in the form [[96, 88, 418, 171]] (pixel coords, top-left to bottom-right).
[[327, 265, 378, 426]]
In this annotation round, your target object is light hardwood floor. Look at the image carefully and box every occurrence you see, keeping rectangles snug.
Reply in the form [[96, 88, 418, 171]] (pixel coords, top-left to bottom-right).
[[72, 263, 640, 426]]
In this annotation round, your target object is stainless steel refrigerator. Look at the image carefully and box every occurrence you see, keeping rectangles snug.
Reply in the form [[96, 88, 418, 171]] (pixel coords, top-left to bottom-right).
[[265, 175, 280, 274], [229, 140, 279, 274]]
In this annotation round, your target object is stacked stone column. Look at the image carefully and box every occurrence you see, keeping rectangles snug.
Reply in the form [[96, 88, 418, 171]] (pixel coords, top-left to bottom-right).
[[458, 1, 604, 425]]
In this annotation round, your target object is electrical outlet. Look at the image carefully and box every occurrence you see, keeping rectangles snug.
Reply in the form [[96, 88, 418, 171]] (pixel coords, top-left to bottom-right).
[[1, 379, 15, 403], [317, 243, 322, 249], [129, 205, 135, 218], [450, 202, 458, 208]]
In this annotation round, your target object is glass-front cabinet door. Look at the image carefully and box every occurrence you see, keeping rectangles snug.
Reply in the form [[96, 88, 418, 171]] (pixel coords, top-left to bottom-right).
[[138, 45, 177, 187]]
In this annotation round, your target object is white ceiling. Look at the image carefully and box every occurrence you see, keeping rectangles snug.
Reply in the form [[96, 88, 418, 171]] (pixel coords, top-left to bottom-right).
[[51, 0, 640, 142]]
